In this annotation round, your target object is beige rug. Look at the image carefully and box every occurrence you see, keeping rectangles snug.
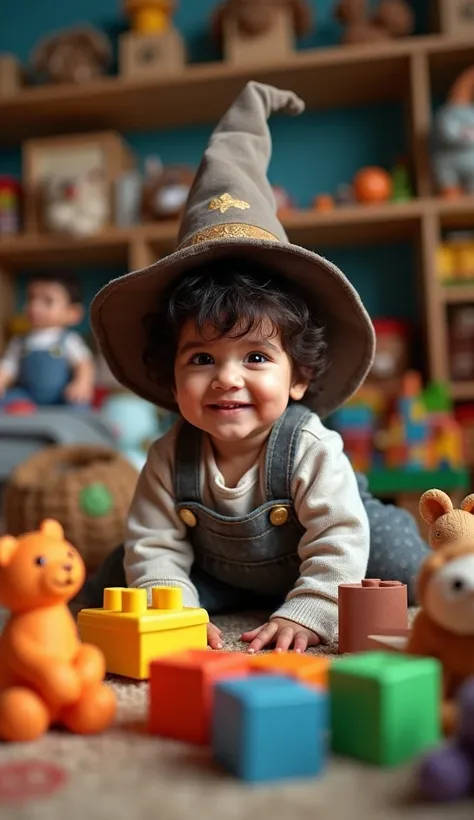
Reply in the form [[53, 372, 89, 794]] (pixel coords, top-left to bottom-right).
[[0, 610, 472, 820]]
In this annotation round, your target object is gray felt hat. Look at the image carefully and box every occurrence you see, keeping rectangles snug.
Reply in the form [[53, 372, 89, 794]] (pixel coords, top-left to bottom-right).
[[90, 81, 375, 417]]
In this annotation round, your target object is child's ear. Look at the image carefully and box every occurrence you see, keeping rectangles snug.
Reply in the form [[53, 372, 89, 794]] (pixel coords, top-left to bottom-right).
[[66, 302, 84, 326], [289, 380, 309, 401]]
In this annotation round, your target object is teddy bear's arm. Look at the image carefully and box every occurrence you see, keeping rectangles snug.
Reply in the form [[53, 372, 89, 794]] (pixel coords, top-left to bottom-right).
[[8, 623, 81, 705], [406, 610, 439, 658]]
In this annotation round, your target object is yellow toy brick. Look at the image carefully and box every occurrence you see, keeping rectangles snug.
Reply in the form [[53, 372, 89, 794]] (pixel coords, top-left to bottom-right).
[[77, 586, 209, 680]]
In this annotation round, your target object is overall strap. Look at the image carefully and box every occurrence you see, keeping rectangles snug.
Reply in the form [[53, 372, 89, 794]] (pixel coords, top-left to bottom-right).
[[174, 421, 202, 504], [264, 403, 313, 500]]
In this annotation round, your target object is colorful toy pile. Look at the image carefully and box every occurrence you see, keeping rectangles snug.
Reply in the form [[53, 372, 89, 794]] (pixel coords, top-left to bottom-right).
[[332, 370, 465, 473]]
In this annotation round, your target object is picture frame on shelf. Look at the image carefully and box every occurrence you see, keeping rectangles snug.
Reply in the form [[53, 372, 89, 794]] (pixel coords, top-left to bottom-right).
[[22, 131, 135, 235]]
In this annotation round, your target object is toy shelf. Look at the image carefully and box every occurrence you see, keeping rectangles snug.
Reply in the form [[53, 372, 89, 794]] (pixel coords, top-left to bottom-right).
[[450, 382, 474, 402], [0, 35, 473, 146]]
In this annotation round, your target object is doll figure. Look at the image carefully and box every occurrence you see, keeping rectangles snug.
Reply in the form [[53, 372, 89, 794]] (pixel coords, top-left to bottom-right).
[[0, 271, 95, 410]]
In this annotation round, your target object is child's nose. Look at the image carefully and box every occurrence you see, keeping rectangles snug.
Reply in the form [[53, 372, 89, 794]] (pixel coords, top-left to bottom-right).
[[212, 362, 244, 389]]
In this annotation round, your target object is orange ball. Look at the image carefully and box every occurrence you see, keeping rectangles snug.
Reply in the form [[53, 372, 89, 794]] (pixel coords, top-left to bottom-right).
[[353, 167, 392, 204]]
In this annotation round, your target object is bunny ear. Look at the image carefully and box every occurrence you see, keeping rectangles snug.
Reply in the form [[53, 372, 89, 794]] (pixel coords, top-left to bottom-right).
[[461, 494, 474, 514], [419, 488, 453, 524]]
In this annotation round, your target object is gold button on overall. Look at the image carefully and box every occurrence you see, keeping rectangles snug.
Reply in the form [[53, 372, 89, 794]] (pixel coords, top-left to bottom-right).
[[270, 506, 289, 526], [179, 508, 197, 528]]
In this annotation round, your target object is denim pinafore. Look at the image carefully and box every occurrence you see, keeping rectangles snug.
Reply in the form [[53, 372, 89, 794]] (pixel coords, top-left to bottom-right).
[[18, 329, 72, 405], [174, 402, 312, 599]]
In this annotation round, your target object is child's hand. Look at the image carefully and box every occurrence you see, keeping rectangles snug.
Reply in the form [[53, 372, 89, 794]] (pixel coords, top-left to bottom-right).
[[64, 379, 94, 405], [241, 617, 321, 654], [207, 622, 224, 650]]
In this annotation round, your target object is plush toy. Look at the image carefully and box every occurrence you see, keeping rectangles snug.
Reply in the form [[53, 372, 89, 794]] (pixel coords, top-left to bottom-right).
[[0, 519, 116, 742], [30, 25, 112, 85], [432, 67, 474, 198], [41, 167, 110, 237], [406, 488, 474, 734], [101, 392, 177, 470], [334, 0, 414, 44], [212, 0, 313, 43], [141, 158, 195, 221]]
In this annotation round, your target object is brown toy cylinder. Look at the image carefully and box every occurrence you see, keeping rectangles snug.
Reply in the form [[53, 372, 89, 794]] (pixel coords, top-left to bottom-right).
[[338, 579, 408, 654]]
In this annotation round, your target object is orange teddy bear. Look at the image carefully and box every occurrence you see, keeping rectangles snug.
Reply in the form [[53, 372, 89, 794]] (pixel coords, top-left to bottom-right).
[[407, 488, 474, 733], [0, 519, 116, 742]]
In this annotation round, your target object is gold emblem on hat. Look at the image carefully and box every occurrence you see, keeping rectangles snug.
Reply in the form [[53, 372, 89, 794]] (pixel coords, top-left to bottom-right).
[[208, 193, 250, 214]]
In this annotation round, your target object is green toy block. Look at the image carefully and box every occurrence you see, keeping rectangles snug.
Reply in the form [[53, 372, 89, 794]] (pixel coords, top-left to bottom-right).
[[330, 652, 442, 766]]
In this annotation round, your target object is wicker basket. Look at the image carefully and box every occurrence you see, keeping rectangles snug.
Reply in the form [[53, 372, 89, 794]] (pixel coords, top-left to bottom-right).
[[4, 444, 139, 572]]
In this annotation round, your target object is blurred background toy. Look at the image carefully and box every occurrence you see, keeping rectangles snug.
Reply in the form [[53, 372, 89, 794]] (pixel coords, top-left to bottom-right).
[[119, 0, 185, 78], [141, 157, 195, 221], [100, 392, 177, 470], [447, 304, 474, 382], [30, 25, 112, 85], [3, 444, 139, 575], [353, 166, 393, 203], [0, 176, 21, 235], [41, 167, 110, 237], [212, 0, 313, 66], [272, 184, 297, 218], [431, 66, 474, 199], [437, 231, 474, 282], [334, 0, 414, 45], [0, 53, 24, 97]]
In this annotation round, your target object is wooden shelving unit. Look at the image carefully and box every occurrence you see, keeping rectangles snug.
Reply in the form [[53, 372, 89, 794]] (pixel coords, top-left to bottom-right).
[[0, 28, 474, 402]]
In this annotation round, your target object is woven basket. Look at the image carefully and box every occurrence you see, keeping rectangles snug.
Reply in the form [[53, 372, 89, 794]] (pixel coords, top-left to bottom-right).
[[4, 444, 139, 572]]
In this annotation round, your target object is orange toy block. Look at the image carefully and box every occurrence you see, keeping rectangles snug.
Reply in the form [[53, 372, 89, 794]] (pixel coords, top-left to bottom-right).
[[149, 649, 250, 744], [249, 652, 330, 688]]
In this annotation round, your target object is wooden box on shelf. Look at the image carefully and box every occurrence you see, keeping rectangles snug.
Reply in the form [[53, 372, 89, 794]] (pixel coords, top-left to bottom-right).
[[22, 131, 135, 235], [0, 54, 23, 98], [118, 29, 186, 78], [436, 0, 474, 36], [222, 7, 295, 66]]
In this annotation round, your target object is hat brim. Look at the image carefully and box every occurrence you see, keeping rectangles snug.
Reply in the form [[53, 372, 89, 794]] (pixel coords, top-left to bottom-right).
[[90, 239, 375, 418]]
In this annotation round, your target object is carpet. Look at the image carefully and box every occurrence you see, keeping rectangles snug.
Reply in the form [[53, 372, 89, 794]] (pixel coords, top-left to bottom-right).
[[0, 610, 471, 820]]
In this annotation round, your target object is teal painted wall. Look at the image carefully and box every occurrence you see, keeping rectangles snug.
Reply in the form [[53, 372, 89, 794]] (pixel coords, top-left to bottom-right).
[[0, 0, 430, 331]]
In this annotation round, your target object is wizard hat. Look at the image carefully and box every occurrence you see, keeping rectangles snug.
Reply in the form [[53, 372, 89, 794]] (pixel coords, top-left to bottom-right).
[[91, 81, 375, 417]]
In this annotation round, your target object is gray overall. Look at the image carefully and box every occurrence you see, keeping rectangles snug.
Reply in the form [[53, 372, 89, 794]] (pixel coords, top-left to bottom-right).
[[79, 403, 428, 611]]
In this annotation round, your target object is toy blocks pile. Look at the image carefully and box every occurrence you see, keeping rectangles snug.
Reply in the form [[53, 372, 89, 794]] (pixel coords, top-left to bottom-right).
[[78, 586, 442, 784]]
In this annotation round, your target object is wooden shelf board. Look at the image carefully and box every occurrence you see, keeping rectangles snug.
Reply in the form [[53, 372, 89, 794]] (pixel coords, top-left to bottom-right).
[[441, 284, 474, 303], [427, 38, 474, 97], [450, 381, 474, 402], [0, 35, 455, 146], [437, 196, 474, 229], [0, 202, 426, 268]]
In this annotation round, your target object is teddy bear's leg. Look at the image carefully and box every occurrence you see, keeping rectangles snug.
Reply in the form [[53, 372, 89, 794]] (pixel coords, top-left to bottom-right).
[[74, 643, 106, 687], [59, 683, 116, 735], [0, 687, 50, 742]]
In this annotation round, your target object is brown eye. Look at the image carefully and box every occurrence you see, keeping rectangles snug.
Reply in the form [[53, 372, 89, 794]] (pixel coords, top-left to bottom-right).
[[452, 579, 465, 593], [35, 556, 47, 566], [435, 530, 442, 538]]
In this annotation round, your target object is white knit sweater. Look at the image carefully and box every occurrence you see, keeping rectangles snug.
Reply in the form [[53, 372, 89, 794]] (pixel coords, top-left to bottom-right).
[[124, 413, 370, 643]]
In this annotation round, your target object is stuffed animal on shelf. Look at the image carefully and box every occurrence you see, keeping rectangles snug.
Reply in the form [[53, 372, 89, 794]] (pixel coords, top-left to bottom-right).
[[30, 25, 112, 85], [41, 167, 110, 237], [406, 488, 474, 735], [141, 157, 195, 221], [335, 0, 414, 44], [124, 0, 176, 34], [431, 66, 474, 198], [212, 0, 313, 44], [0, 519, 116, 742]]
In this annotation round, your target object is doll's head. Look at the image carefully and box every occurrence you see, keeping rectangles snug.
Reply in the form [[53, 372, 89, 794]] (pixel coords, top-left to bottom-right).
[[142, 258, 327, 439], [26, 271, 84, 331]]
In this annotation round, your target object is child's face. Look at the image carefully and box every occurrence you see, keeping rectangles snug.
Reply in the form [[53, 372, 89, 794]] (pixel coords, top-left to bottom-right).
[[26, 281, 82, 330], [174, 318, 308, 446]]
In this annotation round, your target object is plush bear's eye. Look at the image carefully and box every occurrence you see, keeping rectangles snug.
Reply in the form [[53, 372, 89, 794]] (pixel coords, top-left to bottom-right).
[[35, 556, 47, 566], [435, 530, 442, 538], [451, 578, 465, 593]]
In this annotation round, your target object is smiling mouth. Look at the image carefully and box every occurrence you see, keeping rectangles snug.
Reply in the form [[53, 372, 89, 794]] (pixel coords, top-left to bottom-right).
[[52, 578, 74, 588], [208, 403, 252, 410]]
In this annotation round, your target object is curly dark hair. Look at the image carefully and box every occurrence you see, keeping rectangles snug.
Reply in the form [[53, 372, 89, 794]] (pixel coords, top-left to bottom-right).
[[142, 258, 328, 404]]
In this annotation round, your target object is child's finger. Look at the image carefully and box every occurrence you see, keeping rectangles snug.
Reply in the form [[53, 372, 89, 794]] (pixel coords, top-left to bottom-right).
[[293, 632, 309, 653], [246, 622, 279, 654], [274, 627, 296, 652], [240, 625, 266, 641], [207, 623, 223, 650]]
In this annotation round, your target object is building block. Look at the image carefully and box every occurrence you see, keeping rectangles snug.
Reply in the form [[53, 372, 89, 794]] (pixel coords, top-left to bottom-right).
[[330, 651, 442, 766], [338, 579, 408, 654], [212, 675, 328, 783], [77, 587, 208, 680], [149, 649, 250, 744], [249, 651, 330, 688]]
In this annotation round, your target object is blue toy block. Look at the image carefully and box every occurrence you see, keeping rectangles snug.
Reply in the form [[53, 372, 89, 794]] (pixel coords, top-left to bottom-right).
[[212, 674, 327, 783], [330, 652, 442, 766]]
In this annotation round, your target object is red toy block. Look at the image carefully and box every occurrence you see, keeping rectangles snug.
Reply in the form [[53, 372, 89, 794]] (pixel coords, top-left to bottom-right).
[[249, 652, 330, 688], [149, 649, 250, 744], [338, 579, 409, 654]]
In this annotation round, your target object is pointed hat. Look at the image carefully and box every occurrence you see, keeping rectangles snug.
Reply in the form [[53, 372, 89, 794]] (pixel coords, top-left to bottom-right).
[[91, 81, 375, 417]]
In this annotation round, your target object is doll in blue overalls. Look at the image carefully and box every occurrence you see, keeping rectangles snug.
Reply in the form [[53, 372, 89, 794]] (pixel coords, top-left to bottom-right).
[[82, 82, 429, 653], [0, 271, 95, 410]]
